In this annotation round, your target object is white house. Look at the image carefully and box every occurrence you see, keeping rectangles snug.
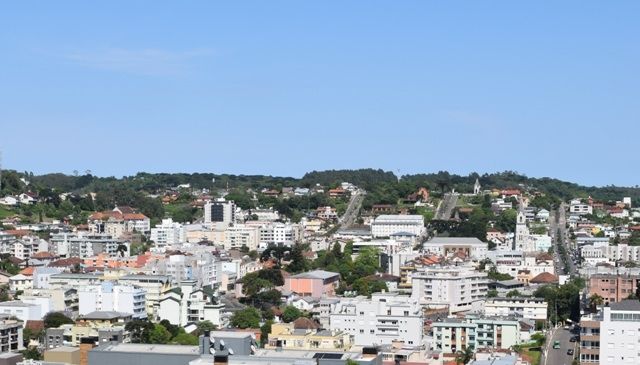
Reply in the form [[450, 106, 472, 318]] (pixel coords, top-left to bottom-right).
[[0, 301, 42, 322], [9, 274, 33, 292], [483, 297, 548, 321]]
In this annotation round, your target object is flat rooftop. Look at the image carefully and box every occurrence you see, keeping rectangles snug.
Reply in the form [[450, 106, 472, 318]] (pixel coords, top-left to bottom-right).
[[94, 343, 200, 354]]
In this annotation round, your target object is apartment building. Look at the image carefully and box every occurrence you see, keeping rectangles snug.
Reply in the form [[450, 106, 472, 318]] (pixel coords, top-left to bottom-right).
[[422, 237, 489, 260], [329, 292, 423, 346], [600, 300, 640, 364], [45, 311, 130, 349], [0, 314, 23, 353], [0, 301, 42, 322], [148, 253, 221, 287], [158, 281, 223, 327], [257, 223, 302, 248], [371, 215, 425, 238], [49, 232, 127, 259], [78, 282, 147, 319], [432, 316, 520, 354], [580, 313, 600, 365], [589, 274, 640, 305], [222, 224, 260, 251], [150, 218, 186, 249], [411, 266, 488, 313], [483, 297, 548, 322], [118, 274, 173, 318]]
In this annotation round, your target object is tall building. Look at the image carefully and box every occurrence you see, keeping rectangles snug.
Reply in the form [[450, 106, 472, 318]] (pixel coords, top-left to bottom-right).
[[514, 211, 531, 251], [411, 266, 487, 313], [78, 282, 147, 319], [589, 274, 640, 305], [0, 314, 23, 353], [330, 292, 423, 346], [204, 200, 235, 225], [600, 300, 640, 364]]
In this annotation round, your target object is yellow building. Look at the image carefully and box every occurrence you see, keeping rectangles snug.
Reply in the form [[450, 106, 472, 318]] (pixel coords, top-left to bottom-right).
[[266, 322, 351, 351], [44, 346, 80, 365]]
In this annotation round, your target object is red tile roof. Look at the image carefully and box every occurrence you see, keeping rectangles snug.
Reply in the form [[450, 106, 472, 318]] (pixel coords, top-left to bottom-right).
[[530, 272, 559, 284]]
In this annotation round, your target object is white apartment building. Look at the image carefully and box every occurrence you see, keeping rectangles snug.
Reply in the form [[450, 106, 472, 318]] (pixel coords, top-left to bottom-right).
[[148, 253, 221, 287], [581, 243, 640, 265], [330, 292, 423, 346], [371, 215, 425, 238], [49, 232, 126, 258], [0, 301, 42, 322], [411, 266, 488, 313], [422, 237, 489, 260], [158, 281, 224, 327], [9, 274, 33, 292], [432, 316, 521, 354], [483, 297, 548, 321], [32, 267, 64, 289], [600, 300, 640, 364], [117, 274, 173, 318], [204, 199, 236, 225], [491, 252, 555, 278], [13, 236, 48, 260], [78, 282, 147, 319], [257, 223, 302, 248], [222, 224, 260, 251], [570, 201, 593, 215], [150, 218, 186, 250]]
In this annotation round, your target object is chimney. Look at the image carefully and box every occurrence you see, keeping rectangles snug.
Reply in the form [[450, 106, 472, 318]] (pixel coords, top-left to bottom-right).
[[79, 338, 96, 365]]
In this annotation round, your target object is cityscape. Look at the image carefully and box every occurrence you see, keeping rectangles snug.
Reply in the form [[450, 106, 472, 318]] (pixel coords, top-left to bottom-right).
[[1, 2, 638, 365], [0, 170, 639, 365]]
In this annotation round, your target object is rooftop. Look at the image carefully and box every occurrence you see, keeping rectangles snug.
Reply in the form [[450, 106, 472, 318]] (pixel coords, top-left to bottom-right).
[[94, 343, 200, 354], [427, 237, 486, 245], [610, 300, 640, 312], [290, 270, 339, 280]]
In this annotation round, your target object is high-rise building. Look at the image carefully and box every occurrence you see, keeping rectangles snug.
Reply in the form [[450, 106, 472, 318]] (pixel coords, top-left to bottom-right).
[[204, 199, 235, 225]]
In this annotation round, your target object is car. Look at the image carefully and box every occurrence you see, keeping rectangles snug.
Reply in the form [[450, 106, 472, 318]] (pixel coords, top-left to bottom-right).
[[569, 336, 577, 342], [567, 349, 574, 356], [553, 341, 561, 349], [563, 325, 570, 330]]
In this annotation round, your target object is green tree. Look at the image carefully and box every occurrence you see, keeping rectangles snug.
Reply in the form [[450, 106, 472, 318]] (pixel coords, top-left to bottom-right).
[[231, 307, 261, 329], [260, 320, 274, 346], [282, 305, 303, 323], [172, 332, 199, 345], [286, 244, 310, 273], [43, 312, 74, 328], [125, 319, 154, 343], [21, 346, 42, 360], [506, 290, 521, 298], [148, 323, 172, 344], [487, 289, 498, 298]]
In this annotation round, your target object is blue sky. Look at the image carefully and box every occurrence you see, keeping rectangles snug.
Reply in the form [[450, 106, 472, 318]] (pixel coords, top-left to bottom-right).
[[1, 1, 638, 186]]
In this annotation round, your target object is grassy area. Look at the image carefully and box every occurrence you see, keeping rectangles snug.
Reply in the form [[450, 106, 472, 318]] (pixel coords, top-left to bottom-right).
[[0, 206, 16, 219], [517, 344, 542, 365]]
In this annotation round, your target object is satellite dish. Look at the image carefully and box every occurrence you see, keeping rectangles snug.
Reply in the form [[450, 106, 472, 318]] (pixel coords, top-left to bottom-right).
[[228, 348, 234, 355], [251, 345, 257, 354], [209, 348, 216, 355]]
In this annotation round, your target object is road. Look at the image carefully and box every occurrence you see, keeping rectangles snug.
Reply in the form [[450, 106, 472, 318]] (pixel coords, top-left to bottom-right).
[[551, 203, 577, 276], [541, 327, 578, 365], [338, 189, 365, 228], [434, 193, 458, 220]]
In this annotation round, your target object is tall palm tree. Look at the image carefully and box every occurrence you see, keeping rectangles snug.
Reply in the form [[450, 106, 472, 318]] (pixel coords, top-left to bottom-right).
[[589, 294, 604, 312], [455, 347, 474, 364]]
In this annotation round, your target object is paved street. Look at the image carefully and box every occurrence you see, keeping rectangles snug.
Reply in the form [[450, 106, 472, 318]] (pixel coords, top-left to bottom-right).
[[551, 203, 577, 276], [434, 193, 458, 220], [541, 327, 578, 365], [338, 189, 365, 228]]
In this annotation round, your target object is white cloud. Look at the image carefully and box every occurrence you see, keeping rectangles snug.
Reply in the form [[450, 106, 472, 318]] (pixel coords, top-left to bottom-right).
[[63, 47, 213, 76]]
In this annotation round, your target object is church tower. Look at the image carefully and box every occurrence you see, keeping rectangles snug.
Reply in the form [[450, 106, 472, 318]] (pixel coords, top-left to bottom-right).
[[515, 210, 530, 251], [473, 178, 481, 195]]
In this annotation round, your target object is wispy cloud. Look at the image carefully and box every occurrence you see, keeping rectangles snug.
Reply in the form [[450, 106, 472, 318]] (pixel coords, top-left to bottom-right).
[[62, 47, 213, 76]]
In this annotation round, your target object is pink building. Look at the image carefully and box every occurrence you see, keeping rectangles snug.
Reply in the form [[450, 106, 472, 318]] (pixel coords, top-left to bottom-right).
[[284, 270, 340, 298], [589, 274, 640, 305]]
